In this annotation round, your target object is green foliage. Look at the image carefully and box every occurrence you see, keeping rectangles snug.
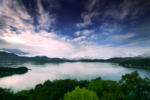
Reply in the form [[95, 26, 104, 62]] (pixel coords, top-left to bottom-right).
[[88, 80, 103, 98], [13, 90, 31, 100], [62, 86, 99, 100], [43, 80, 52, 86], [0, 67, 28, 74], [100, 80, 125, 99], [101, 91, 116, 100], [78, 80, 90, 88], [118, 59, 150, 68], [0, 88, 13, 100], [91, 77, 102, 81], [30, 79, 80, 100], [119, 71, 150, 100], [88, 80, 125, 99]]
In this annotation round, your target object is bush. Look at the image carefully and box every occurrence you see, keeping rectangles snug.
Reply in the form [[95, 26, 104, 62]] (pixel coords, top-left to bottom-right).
[[62, 86, 99, 100]]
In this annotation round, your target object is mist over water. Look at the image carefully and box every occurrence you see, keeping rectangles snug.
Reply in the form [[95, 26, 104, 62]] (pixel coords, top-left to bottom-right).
[[0, 62, 150, 93]]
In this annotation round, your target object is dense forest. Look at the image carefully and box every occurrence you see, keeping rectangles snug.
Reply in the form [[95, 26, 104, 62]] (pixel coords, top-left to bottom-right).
[[0, 67, 29, 73], [0, 67, 29, 78], [118, 59, 150, 68], [0, 71, 150, 100]]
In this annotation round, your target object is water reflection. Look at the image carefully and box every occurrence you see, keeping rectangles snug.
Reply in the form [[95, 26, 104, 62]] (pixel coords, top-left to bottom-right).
[[0, 62, 150, 93]]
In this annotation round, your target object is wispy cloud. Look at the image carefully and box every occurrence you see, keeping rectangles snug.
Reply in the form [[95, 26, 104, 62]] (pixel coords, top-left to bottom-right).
[[100, 21, 122, 34], [75, 30, 94, 36], [82, 30, 94, 36], [0, 0, 10, 12], [36, 0, 56, 31], [85, 0, 99, 12], [75, 0, 101, 28], [75, 31, 80, 36], [104, 0, 150, 20], [112, 33, 136, 42], [76, 12, 99, 28], [71, 36, 86, 42], [88, 34, 99, 40]]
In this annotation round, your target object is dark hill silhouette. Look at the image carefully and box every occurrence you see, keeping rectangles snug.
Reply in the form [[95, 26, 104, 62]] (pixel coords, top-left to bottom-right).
[[0, 51, 71, 63], [0, 67, 29, 78], [107, 57, 145, 62]]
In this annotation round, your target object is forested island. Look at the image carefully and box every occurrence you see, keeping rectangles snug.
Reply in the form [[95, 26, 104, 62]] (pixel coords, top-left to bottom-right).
[[0, 71, 150, 100], [0, 67, 29, 78]]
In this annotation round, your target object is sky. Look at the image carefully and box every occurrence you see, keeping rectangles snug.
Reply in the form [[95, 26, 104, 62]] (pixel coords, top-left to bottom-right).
[[0, 0, 150, 59]]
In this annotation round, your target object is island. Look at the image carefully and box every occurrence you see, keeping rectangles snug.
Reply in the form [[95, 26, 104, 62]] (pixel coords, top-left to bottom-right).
[[0, 67, 30, 78]]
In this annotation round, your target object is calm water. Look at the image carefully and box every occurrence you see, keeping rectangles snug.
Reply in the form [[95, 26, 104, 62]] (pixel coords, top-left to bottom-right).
[[0, 62, 150, 93]]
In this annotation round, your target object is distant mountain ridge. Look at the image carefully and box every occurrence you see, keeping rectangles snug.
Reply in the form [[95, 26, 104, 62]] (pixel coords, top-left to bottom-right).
[[1, 51, 150, 69], [0, 48, 29, 55], [0, 51, 71, 63], [0, 51, 149, 63]]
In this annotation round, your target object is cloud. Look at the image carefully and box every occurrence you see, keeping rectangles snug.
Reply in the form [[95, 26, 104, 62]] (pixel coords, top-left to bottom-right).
[[75, 30, 94, 36], [0, 0, 10, 12], [88, 34, 99, 40], [0, 0, 74, 57], [75, 31, 80, 36], [70, 44, 150, 59], [36, 0, 56, 31], [0, 38, 10, 46], [112, 33, 136, 42], [100, 21, 122, 34], [133, 18, 150, 34], [104, 0, 150, 20], [99, 33, 137, 44], [71, 36, 86, 42], [82, 30, 94, 36], [0, 0, 150, 59], [85, 0, 99, 12], [0, 29, 75, 57], [0, 0, 34, 33], [76, 12, 99, 28], [42, 0, 60, 9], [75, 0, 101, 28]]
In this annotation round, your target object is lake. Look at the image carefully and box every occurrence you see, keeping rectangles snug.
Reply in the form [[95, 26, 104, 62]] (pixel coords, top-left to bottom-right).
[[0, 62, 150, 93]]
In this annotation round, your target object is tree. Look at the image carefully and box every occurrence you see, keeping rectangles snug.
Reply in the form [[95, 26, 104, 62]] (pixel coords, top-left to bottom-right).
[[0, 88, 13, 100], [100, 91, 116, 100], [88, 80, 103, 98], [43, 80, 53, 87], [62, 86, 99, 100], [78, 80, 90, 89], [88, 80, 125, 99], [100, 80, 125, 100], [13, 90, 31, 100], [119, 71, 150, 100], [91, 77, 102, 81]]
